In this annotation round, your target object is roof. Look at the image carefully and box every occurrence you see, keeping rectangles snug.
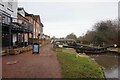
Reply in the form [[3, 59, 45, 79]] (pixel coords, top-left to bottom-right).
[[25, 14, 40, 22], [17, 7, 26, 12], [18, 7, 28, 16], [17, 13, 29, 21], [40, 23, 44, 27], [17, 8, 44, 27], [34, 15, 39, 22], [18, 7, 32, 17], [18, 7, 24, 11], [25, 13, 34, 17]]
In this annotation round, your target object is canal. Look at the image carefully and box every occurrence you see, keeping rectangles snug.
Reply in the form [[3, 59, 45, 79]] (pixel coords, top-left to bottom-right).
[[88, 52, 119, 78]]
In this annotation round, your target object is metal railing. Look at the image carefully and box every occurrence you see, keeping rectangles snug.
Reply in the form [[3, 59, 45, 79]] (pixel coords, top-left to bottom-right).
[[12, 18, 33, 33]]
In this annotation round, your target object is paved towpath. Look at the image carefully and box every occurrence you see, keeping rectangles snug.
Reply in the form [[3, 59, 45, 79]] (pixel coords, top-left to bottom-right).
[[2, 44, 61, 78]]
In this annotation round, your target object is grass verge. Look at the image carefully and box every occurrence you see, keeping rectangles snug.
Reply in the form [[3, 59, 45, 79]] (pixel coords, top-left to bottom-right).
[[56, 48, 105, 79]]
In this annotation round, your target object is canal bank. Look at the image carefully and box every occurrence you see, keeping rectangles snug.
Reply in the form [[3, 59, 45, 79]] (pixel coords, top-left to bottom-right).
[[88, 52, 119, 79], [107, 48, 120, 53], [55, 48, 105, 78]]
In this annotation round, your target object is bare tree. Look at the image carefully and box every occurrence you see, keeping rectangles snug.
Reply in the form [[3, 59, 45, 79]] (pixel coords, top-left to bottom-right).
[[80, 19, 118, 45], [66, 33, 77, 40]]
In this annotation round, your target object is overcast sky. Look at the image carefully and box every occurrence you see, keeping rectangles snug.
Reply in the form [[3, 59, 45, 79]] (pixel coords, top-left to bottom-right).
[[18, 0, 118, 38]]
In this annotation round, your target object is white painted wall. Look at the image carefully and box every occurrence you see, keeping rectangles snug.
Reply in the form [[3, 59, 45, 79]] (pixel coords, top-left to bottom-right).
[[0, 1, 4, 13], [0, 0, 18, 18], [0, 0, 18, 46]]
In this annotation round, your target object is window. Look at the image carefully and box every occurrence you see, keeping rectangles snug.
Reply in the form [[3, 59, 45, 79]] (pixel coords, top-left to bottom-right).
[[0, 3, 4, 7], [2, 15, 6, 23], [34, 28, 35, 33], [18, 19, 22, 24], [0, 0, 4, 7], [7, 17, 11, 23], [2, 14, 11, 24], [8, 2, 13, 10]]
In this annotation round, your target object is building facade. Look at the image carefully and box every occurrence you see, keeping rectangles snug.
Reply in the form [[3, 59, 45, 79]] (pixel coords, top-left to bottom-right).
[[0, 0, 17, 18], [1, 0, 44, 48], [1, 1, 33, 48], [0, 0, 18, 48], [17, 8, 33, 46], [25, 13, 44, 39], [33, 15, 43, 39]]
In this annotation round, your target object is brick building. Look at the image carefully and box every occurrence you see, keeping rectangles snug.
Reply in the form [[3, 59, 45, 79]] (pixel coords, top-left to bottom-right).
[[25, 12, 44, 39]]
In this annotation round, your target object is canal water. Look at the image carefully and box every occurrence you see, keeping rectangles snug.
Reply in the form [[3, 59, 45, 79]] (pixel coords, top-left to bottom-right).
[[88, 52, 119, 78]]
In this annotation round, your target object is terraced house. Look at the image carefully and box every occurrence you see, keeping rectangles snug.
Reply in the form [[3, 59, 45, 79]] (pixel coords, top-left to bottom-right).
[[25, 13, 44, 39], [1, 0, 44, 49], [14, 7, 33, 47]]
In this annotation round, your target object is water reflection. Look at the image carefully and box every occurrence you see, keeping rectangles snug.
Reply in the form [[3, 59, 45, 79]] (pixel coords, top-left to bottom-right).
[[88, 52, 118, 78]]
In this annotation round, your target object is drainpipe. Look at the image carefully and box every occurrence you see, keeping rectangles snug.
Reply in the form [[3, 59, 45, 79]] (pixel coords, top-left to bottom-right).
[[23, 24, 25, 48], [28, 33, 29, 45]]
